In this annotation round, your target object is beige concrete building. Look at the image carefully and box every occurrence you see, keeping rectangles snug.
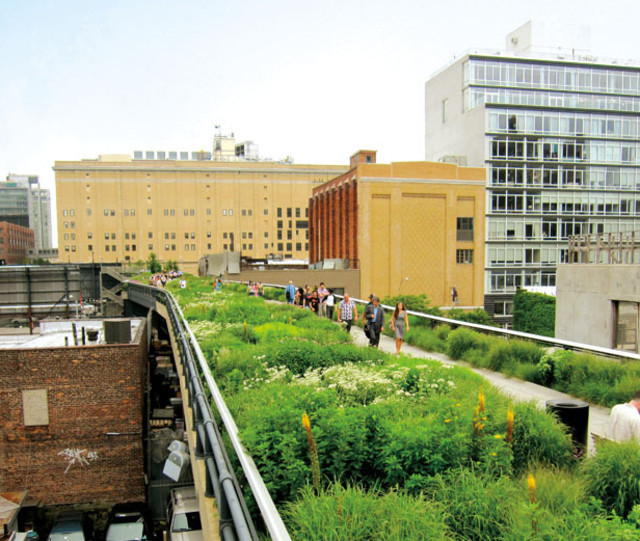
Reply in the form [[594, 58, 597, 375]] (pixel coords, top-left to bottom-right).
[[310, 151, 486, 307], [54, 153, 346, 272]]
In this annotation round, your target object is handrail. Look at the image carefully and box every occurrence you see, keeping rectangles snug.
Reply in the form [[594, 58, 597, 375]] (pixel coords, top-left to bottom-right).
[[233, 280, 640, 362], [127, 282, 291, 541]]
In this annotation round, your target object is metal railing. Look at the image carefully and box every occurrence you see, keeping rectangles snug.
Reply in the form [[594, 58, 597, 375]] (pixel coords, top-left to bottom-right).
[[128, 282, 291, 541]]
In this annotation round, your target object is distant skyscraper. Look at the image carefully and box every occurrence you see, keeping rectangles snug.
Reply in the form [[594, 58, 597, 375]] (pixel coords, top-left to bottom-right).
[[2, 174, 52, 253], [425, 21, 640, 324]]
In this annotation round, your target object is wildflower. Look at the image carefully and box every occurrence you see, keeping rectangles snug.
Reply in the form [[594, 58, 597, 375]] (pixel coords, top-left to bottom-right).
[[302, 413, 321, 493], [494, 434, 502, 439], [478, 389, 485, 412], [506, 404, 514, 444], [527, 473, 536, 504], [444, 419, 451, 423], [491, 452, 497, 456]]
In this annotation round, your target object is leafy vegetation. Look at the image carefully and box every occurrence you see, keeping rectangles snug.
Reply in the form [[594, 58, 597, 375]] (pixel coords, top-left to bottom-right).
[[166, 275, 640, 540], [513, 289, 556, 337]]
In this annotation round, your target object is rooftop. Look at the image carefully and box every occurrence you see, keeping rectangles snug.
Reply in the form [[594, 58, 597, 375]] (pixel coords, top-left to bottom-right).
[[0, 319, 142, 349]]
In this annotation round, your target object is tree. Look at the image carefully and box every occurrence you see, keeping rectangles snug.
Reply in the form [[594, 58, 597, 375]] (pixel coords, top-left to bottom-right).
[[147, 253, 162, 273]]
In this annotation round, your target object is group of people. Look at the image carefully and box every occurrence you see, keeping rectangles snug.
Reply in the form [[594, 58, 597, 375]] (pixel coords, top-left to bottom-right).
[[284, 281, 336, 319], [337, 293, 410, 354], [247, 281, 264, 297], [149, 270, 183, 288]]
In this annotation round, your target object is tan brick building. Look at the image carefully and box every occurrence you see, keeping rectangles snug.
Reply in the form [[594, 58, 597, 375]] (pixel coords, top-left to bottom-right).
[[54, 155, 346, 272], [309, 151, 486, 307]]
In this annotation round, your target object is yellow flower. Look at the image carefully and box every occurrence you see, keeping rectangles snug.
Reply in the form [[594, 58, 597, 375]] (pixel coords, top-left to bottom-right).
[[507, 404, 514, 444], [302, 412, 311, 431], [494, 434, 502, 439], [444, 419, 451, 423], [478, 389, 485, 412], [491, 452, 497, 456], [528, 473, 536, 504]]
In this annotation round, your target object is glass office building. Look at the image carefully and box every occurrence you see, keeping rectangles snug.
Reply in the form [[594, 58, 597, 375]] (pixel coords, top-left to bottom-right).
[[425, 22, 640, 323]]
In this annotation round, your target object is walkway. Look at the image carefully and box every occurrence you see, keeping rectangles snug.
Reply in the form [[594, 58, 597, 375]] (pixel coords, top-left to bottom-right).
[[350, 326, 612, 451]]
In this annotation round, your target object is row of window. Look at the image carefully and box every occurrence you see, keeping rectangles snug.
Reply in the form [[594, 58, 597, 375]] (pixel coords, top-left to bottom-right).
[[74, 208, 308, 219], [488, 269, 556, 293], [490, 137, 640, 166], [489, 164, 640, 190], [464, 87, 640, 114], [464, 59, 640, 95], [487, 217, 640, 240], [488, 110, 640, 140], [490, 190, 640, 215]]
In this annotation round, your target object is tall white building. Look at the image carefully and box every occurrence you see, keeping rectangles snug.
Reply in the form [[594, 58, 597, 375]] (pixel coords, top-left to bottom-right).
[[2, 174, 53, 254], [426, 21, 640, 324]]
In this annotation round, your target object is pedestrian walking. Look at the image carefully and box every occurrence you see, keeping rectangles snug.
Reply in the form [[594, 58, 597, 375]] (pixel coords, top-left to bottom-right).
[[365, 296, 385, 347], [325, 289, 335, 320], [337, 293, 358, 333], [390, 301, 410, 354], [285, 281, 296, 305]]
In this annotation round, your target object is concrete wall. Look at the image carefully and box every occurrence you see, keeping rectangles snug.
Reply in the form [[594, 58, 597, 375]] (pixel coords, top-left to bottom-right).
[[556, 264, 640, 348], [425, 56, 486, 167], [224, 268, 361, 298], [0, 322, 147, 506]]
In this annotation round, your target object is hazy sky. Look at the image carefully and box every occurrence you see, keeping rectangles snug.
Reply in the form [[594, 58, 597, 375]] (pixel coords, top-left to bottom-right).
[[2, 0, 639, 202]]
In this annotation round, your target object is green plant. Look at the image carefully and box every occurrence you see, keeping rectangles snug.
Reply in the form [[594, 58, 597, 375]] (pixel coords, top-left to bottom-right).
[[582, 440, 640, 518], [446, 327, 488, 360], [285, 483, 453, 541], [513, 289, 556, 337], [147, 252, 161, 273]]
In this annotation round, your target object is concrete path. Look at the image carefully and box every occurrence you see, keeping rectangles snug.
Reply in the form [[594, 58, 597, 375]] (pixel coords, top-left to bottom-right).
[[350, 326, 612, 452]]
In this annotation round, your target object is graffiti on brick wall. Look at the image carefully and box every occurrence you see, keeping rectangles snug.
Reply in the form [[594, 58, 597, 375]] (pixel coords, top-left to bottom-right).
[[58, 448, 99, 474]]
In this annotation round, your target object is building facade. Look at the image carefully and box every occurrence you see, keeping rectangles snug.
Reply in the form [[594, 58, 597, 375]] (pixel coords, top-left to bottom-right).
[[309, 151, 485, 306], [0, 221, 35, 264], [2, 175, 53, 254], [425, 21, 640, 323], [0, 320, 147, 506], [54, 152, 346, 272]]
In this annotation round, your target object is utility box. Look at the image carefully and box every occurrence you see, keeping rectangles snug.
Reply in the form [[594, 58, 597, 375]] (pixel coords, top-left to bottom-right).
[[104, 319, 131, 344]]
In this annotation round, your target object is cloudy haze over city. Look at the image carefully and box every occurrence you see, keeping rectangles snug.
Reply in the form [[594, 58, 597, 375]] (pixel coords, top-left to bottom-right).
[[2, 0, 639, 200]]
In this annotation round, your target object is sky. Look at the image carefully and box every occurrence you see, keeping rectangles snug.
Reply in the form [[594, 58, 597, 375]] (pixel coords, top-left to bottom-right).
[[1, 0, 639, 235]]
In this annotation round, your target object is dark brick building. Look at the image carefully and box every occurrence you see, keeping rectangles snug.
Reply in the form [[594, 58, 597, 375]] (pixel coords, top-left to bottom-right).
[[0, 320, 147, 506]]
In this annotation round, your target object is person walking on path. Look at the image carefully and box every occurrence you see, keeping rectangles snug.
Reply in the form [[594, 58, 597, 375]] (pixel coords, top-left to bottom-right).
[[362, 294, 374, 334], [365, 296, 385, 347], [610, 391, 640, 442], [451, 286, 459, 305], [317, 282, 329, 317], [390, 301, 410, 354], [337, 293, 358, 333], [325, 289, 335, 320], [285, 281, 296, 305]]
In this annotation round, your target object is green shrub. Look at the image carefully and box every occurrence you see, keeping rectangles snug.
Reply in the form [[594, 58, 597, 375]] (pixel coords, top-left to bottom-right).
[[446, 308, 494, 326], [424, 468, 524, 541], [510, 402, 574, 473], [446, 327, 488, 360], [513, 289, 556, 337], [285, 483, 453, 541], [582, 440, 640, 518]]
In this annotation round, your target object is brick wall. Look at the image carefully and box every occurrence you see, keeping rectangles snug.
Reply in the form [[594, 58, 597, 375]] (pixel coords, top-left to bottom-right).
[[0, 323, 147, 506]]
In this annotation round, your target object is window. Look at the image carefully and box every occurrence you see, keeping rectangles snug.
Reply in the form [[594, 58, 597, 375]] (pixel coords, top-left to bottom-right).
[[88, 244, 93, 251], [87, 232, 93, 239], [277, 243, 283, 251], [277, 208, 282, 218], [456, 249, 474, 264], [125, 233, 130, 240], [615, 301, 639, 352], [242, 209, 246, 216], [87, 209, 92, 216], [457, 217, 474, 241], [264, 209, 268, 215], [110, 210, 115, 216], [148, 244, 153, 250], [147, 209, 152, 216], [104, 209, 109, 216], [206, 209, 211, 215], [229, 209, 233, 216], [104, 233, 110, 239], [148, 232, 153, 239], [287, 208, 292, 218], [124, 209, 129, 216]]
